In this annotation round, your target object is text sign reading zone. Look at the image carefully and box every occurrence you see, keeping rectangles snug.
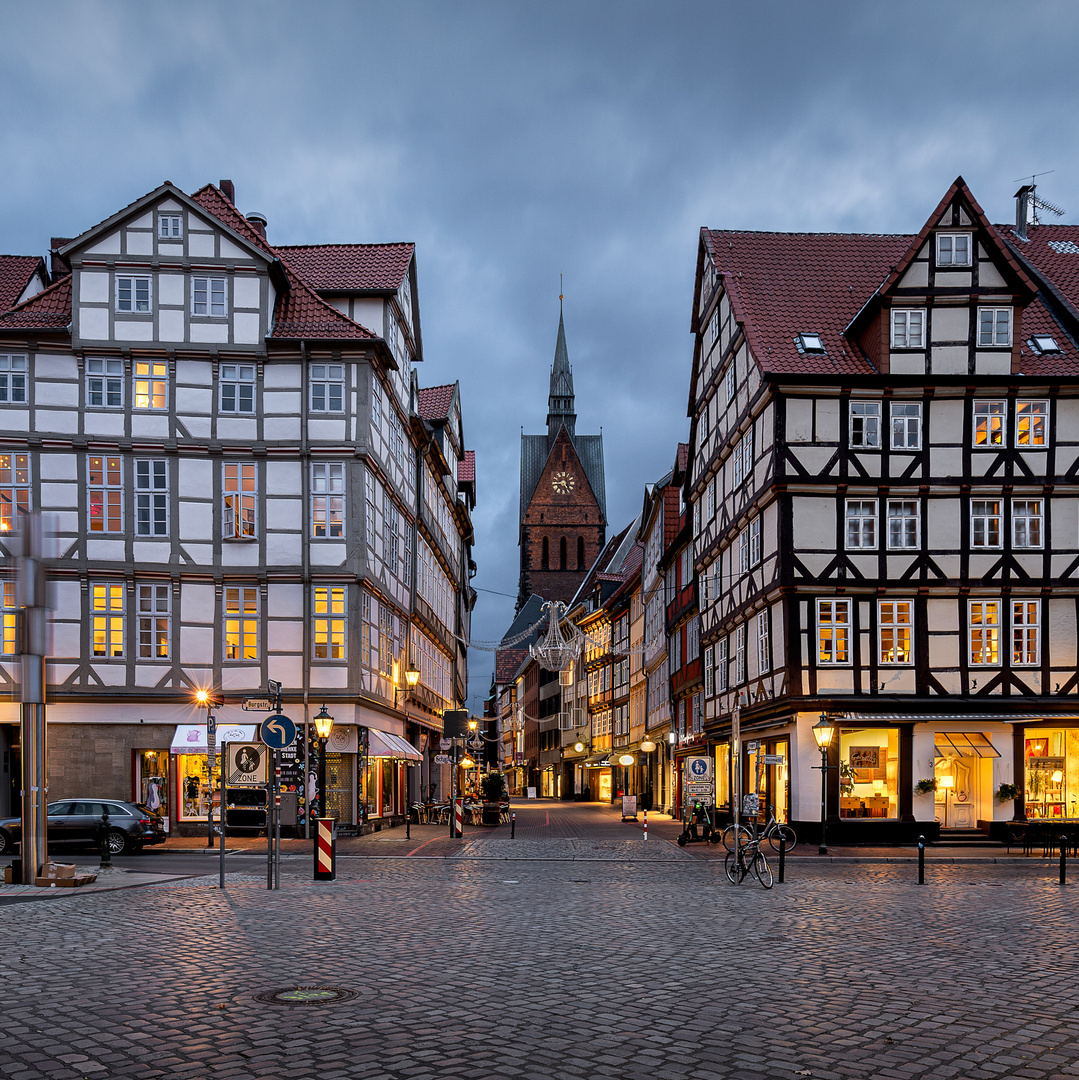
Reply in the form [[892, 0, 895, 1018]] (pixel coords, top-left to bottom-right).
[[260, 714, 297, 750], [226, 743, 269, 785]]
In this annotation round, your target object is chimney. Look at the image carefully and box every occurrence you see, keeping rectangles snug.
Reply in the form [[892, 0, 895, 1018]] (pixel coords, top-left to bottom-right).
[[219, 179, 235, 204], [246, 211, 267, 240], [1014, 185, 1032, 241], [49, 238, 74, 282]]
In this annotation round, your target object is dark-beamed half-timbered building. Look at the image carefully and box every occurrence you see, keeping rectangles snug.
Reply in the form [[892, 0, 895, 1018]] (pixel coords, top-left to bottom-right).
[[688, 177, 1079, 843]]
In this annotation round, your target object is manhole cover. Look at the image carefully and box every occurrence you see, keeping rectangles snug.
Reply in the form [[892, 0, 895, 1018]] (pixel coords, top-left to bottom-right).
[[253, 986, 358, 1005]]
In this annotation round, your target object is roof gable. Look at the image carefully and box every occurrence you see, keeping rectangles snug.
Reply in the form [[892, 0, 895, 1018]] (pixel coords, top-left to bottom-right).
[[275, 243, 414, 292], [0, 274, 71, 331], [0, 256, 47, 312], [522, 426, 602, 530]]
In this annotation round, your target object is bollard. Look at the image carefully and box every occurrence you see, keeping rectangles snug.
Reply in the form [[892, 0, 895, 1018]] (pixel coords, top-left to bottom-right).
[[510, 812, 516, 839], [1061, 835, 1068, 886], [643, 810, 648, 842], [778, 837, 786, 884], [314, 817, 336, 881], [98, 808, 112, 869], [917, 834, 925, 885], [406, 810, 411, 841]]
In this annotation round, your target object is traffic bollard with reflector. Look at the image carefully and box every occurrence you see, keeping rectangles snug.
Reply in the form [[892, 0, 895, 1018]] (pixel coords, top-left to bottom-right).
[[314, 817, 336, 881], [643, 810, 647, 841], [451, 797, 464, 838]]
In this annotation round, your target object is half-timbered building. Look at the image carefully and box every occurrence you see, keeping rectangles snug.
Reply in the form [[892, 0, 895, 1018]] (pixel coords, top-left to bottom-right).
[[687, 177, 1079, 843]]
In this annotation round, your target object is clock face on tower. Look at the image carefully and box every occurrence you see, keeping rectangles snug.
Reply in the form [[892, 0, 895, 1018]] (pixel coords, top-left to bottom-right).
[[551, 470, 576, 495]]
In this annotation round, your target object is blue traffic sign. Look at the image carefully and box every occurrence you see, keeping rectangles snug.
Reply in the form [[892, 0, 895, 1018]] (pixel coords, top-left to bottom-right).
[[260, 713, 297, 750]]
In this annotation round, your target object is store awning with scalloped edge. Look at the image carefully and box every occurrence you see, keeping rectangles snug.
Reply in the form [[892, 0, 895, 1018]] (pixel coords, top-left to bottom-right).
[[369, 729, 422, 763]]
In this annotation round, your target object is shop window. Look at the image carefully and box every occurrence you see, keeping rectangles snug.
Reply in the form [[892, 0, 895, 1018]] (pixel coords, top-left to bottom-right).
[[178, 754, 220, 823], [715, 742, 731, 810], [839, 728, 898, 818], [137, 750, 169, 825], [1, 580, 16, 654], [1025, 730, 1077, 819]]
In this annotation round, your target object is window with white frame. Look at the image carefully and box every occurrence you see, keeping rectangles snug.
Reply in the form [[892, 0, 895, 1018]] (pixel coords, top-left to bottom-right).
[[0, 354, 28, 404], [310, 364, 344, 412], [220, 364, 255, 413], [733, 623, 746, 685], [224, 585, 259, 661], [364, 469, 378, 552], [133, 360, 168, 410], [699, 402, 709, 446], [978, 307, 1012, 347], [136, 583, 170, 659], [86, 358, 123, 408], [386, 499, 400, 575], [890, 402, 921, 449], [845, 499, 877, 549], [116, 275, 151, 313], [378, 603, 399, 679], [970, 499, 1002, 548], [403, 523, 413, 589], [192, 277, 227, 317], [886, 500, 919, 549], [0, 453, 30, 532], [223, 462, 257, 539], [973, 400, 1006, 447], [1012, 498, 1043, 549], [411, 625, 452, 703], [936, 233, 971, 266], [738, 528, 750, 574], [1016, 400, 1048, 447], [703, 645, 714, 697], [716, 636, 728, 692], [890, 309, 924, 349], [878, 600, 913, 665], [1012, 599, 1040, 666], [1, 581, 16, 655], [817, 598, 850, 665], [417, 536, 453, 630], [703, 476, 715, 523], [372, 379, 383, 435], [849, 402, 881, 448], [91, 582, 125, 658], [88, 455, 123, 533], [158, 214, 182, 240], [725, 362, 736, 404], [311, 463, 344, 538], [313, 585, 346, 660], [134, 459, 168, 537], [733, 428, 753, 485], [969, 599, 1000, 666], [756, 611, 770, 674], [749, 516, 761, 566]]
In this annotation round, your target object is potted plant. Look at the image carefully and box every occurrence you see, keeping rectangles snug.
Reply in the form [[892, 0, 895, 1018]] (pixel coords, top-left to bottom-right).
[[914, 778, 938, 795], [839, 762, 856, 795], [996, 782, 1020, 802], [481, 772, 506, 826]]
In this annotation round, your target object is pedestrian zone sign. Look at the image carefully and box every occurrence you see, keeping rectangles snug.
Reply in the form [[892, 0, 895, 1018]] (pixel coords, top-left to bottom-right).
[[226, 743, 269, 786]]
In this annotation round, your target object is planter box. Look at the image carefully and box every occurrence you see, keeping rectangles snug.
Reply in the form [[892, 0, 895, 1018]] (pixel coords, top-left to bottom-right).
[[481, 804, 501, 826]]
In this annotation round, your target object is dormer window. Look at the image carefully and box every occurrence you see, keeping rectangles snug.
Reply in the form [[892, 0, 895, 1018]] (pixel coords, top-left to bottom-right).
[[891, 309, 924, 348], [978, 307, 1012, 347], [158, 214, 182, 240], [798, 332, 825, 353], [936, 233, 971, 266], [1029, 334, 1061, 354]]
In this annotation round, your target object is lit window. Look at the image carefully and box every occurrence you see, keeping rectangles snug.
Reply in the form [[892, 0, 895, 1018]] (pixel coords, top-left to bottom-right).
[[1, 581, 16, 655], [158, 215, 182, 240], [91, 583, 125, 658], [1015, 400, 1048, 446], [87, 358, 123, 408], [798, 333, 825, 353], [817, 599, 850, 665], [0, 453, 30, 532], [890, 402, 921, 449], [890, 310, 924, 349], [192, 277, 227, 317], [1029, 334, 1060, 354], [0, 354, 28, 404], [88, 455, 123, 533], [969, 600, 1000, 666], [978, 307, 1012, 347], [220, 364, 255, 413], [310, 364, 344, 412], [973, 400, 1006, 447], [134, 459, 168, 537], [133, 361, 168, 410], [1012, 600, 1040, 666], [313, 585, 346, 660], [137, 583, 170, 659], [886, 500, 919, 549], [224, 586, 259, 661], [845, 499, 877, 550], [116, 276, 151, 313], [311, 463, 345, 538], [849, 402, 881, 448], [223, 462, 257, 539], [970, 500, 1002, 548], [1012, 499, 1043, 549], [936, 233, 971, 266], [878, 600, 912, 665]]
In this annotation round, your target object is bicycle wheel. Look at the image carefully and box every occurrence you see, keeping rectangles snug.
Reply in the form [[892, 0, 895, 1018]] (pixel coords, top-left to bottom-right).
[[752, 851, 774, 889], [724, 852, 739, 884], [768, 824, 798, 854], [722, 824, 751, 852]]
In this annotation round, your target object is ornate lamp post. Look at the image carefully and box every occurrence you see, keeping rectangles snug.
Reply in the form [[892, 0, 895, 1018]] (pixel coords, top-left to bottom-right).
[[313, 704, 334, 820], [813, 713, 836, 855]]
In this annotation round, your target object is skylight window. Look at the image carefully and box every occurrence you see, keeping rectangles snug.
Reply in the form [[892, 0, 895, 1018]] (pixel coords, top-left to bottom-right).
[[1029, 334, 1061, 354], [798, 333, 825, 353]]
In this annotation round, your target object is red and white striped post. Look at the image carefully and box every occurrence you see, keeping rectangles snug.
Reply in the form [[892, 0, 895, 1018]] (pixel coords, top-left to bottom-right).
[[643, 810, 648, 841], [452, 797, 465, 838], [314, 817, 336, 880]]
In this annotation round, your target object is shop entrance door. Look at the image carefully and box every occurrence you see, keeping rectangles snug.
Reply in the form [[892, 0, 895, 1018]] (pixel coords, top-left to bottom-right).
[[325, 753, 354, 824]]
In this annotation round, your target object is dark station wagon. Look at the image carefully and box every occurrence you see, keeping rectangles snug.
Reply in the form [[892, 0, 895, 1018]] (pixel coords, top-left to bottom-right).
[[0, 799, 167, 856]]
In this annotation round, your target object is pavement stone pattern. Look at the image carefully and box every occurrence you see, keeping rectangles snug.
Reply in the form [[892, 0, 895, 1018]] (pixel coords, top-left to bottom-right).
[[2, 802, 1078, 1080]]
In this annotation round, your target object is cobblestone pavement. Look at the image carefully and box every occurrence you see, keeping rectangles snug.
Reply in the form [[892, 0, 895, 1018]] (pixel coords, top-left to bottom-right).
[[3, 809, 1079, 1080]]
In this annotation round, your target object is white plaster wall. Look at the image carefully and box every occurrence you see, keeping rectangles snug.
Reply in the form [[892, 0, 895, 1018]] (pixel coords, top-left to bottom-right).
[[219, 237, 247, 260], [927, 499, 960, 547], [79, 272, 109, 304], [159, 310, 185, 341], [265, 365, 300, 390], [793, 497, 833, 548], [158, 273, 184, 306], [267, 621, 303, 653], [115, 320, 153, 342], [233, 276, 260, 309], [178, 502, 212, 540], [930, 307, 968, 341], [83, 413, 124, 438], [221, 544, 259, 567], [181, 584, 216, 623], [40, 454, 77, 481], [190, 323, 229, 344], [126, 231, 153, 255], [40, 482, 77, 509], [33, 355, 78, 380], [188, 232, 215, 257], [79, 308, 108, 340], [234, 313, 260, 344], [266, 461, 301, 495], [975, 353, 1011, 374], [890, 356, 924, 375], [266, 533, 301, 565], [266, 499, 302, 532], [931, 346, 967, 374], [34, 411, 77, 433], [87, 231, 121, 255], [131, 415, 169, 439], [264, 417, 300, 440]]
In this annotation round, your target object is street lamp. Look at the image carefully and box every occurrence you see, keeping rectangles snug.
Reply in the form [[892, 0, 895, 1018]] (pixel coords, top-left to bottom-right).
[[395, 662, 420, 708], [313, 704, 334, 820], [812, 712, 836, 855], [195, 689, 218, 848]]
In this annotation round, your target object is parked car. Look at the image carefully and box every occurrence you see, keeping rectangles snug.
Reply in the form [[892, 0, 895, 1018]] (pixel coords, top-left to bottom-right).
[[0, 799, 166, 856]]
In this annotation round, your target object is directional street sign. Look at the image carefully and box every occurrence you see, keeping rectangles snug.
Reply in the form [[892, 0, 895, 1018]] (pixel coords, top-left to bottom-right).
[[434, 753, 452, 765], [267, 679, 282, 696], [242, 697, 275, 712], [761, 754, 786, 765], [260, 713, 297, 750]]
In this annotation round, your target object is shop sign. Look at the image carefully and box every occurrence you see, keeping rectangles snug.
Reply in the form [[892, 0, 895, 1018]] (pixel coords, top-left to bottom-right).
[[434, 754, 452, 764], [440, 738, 452, 751], [761, 754, 785, 765]]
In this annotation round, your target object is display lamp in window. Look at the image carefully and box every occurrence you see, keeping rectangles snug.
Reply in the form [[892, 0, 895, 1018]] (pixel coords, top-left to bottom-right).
[[812, 713, 836, 856]]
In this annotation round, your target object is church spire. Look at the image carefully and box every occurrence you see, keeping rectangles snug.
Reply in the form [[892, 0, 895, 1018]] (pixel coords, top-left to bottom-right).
[[547, 292, 576, 441]]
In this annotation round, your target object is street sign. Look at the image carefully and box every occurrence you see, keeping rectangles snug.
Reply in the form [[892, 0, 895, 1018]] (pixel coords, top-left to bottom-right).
[[267, 679, 282, 697], [746, 741, 759, 752], [242, 697, 275, 712], [439, 738, 452, 751], [226, 742, 269, 785], [684, 756, 712, 782], [434, 754, 452, 764], [761, 754, 786, 765], [260, 714, 297, 750], [207, 713, 217, 742], [685, 782, 713, 795]]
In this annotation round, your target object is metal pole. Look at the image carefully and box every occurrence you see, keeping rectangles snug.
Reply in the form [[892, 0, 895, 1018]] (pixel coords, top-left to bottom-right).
[[778, 836, 786, 884], [274, 754, 281, 890], [219, 748, 226, 889], [450, 740, 457, 837], [510, 812, 515, 839], [1061, 834, 1067, 886], [266, 747, 273, 891], [818, 747, 828, 856], [206, 708, 216, 848], [918, 834, 925, 885]]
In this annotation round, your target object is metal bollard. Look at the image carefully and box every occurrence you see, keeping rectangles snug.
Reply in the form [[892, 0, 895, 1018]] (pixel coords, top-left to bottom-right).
[[917, 834, 925, 885], [1061, 835, 1068, 886], [511, 812, 516, 839], [778, 837, 786, 884], [406, 809, 411, 841], [98, 809, 112, 869]]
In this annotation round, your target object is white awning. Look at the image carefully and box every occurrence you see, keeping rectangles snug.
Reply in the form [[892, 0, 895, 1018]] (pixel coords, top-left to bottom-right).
[[170, 724, 257, 754], [369, 728, 422, 762]]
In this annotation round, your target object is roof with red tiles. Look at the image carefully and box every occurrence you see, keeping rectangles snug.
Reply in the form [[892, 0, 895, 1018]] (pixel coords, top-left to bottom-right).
[[458, 450, 475, 484], [999, 224, 1079, 316], [416, 383, 456, 420], [0, 256, 45, 313], [0, 274, 71, 330], [275, 243, 413, 292]]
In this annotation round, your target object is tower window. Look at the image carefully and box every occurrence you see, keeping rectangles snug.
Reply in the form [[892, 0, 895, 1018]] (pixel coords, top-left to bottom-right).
[[560, 536, 567, 570], [542, 536, 549, 570], [578, 536, 585, 569]]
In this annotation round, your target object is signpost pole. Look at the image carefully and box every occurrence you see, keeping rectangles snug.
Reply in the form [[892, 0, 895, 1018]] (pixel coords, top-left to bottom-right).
[[206, 711, 217, 849], [266, 742, 273, 891], [219, 743, 227, 889], [731, 705, 741, 838], [274, 753, 281, 891]]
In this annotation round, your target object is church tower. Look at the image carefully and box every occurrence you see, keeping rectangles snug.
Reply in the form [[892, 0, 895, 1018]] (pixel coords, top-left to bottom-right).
[[517, 305, 606, 611]]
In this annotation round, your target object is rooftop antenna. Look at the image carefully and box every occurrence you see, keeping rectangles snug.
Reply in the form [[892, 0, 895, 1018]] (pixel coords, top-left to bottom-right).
[[1014, 171, 1066, 226]]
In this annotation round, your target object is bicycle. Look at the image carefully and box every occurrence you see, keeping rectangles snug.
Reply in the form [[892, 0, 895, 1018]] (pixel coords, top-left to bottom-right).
[[721, 807, 797, 854], [724, 835, 773, 889]]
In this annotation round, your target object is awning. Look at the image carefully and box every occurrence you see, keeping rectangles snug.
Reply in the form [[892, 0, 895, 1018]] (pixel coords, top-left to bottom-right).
[[170, 724, 257, 754], [369, 729, 422, 763], [585, 754, 612, 768], [934, 732, 1001, 759]]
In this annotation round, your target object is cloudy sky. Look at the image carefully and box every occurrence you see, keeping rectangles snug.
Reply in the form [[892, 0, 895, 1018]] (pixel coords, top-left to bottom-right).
[[3, 1, 1077, 711]]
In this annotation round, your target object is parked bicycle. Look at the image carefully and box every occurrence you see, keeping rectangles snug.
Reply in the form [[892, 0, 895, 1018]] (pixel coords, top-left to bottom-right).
[[724, 834, 773, 889], [721, 805, 797, 854]]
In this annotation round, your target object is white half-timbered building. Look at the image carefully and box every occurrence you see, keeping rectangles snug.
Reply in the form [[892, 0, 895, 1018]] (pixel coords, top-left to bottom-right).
[[0, 180, 476, 836], [687, 177, 1079, 843]]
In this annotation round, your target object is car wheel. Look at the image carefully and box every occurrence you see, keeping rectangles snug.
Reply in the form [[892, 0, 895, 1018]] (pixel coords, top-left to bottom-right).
[[0, 829, 12, 855], [106, 829, 128, 856]]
